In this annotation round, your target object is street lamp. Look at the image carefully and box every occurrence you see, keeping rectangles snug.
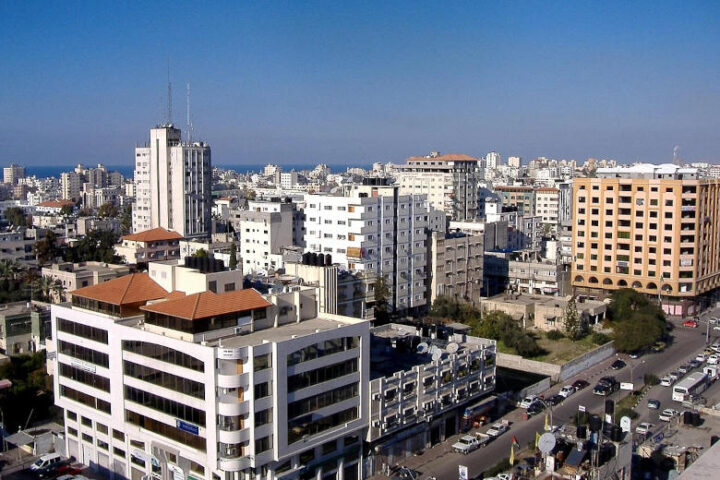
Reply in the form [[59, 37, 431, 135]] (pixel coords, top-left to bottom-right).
[[534, 397, 553, 431]]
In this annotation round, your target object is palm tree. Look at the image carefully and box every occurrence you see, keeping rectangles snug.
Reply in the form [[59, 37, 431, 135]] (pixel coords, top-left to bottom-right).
[[0, 259, 20, 280], [51, 279, 65, 303], [34, 276, 55, 303]]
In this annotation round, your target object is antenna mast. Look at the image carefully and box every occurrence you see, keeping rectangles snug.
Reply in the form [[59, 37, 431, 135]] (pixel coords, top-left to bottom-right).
[[186, 83, 192, 143], [167, 60, 172, 125]]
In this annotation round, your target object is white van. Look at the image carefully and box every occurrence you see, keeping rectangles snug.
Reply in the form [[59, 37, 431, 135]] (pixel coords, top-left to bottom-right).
[[29, 453, 63, 471]]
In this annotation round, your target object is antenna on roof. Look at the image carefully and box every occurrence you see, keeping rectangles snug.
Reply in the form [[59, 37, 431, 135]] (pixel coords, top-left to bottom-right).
[[186, 82, 193, 143], [167, 59, 172, 125]]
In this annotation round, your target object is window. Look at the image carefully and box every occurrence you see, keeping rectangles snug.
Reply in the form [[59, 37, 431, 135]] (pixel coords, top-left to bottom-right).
[[255, 436, 272, 453], [254, 382, 271, 399], [254, 354, 272, 372], [113, 429, 125, 441], [255, 408, 273, 426]]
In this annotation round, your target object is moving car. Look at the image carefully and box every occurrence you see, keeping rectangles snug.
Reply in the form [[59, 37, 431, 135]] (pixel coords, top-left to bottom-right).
[[519, 395, 538, 409], [683, 319, 699, 328], [558, 385, 576, 398], [593, 383, 611, 396], [611, 359, 626, 370], [708, 355, 720, 365], [695, 353, 707, 363], [572, 379, 590, 390], [659, 409, 679, 422], [635, 422, 654, 435], [527, 401, 546, 415], [668, 371, 680, 382], [29, 454, 63, 472], [547, 394, 565, 406], [677, 364, 691, 374], [689, 359, 701, 369], [629, 350, 643, 359], [647, 399, 661, 409]]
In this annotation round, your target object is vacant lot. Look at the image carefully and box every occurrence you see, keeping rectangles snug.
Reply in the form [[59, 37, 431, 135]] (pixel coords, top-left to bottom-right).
[[530, 335, 599, 364]]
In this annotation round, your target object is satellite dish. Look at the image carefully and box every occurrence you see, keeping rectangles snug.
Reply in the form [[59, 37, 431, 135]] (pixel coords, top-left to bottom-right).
[[620, 416, 632, 433], [417, 342, 429, 354], [446, 342, 459, 354], [538, 433, 556, 454]]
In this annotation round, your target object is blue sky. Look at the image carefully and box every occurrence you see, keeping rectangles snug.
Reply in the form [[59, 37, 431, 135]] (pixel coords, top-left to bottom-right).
[[2, 1, 719, 167]]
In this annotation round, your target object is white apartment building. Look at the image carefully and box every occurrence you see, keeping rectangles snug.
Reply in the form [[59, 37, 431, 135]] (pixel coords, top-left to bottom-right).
[[3, 164, 25, 185], [303, 182, 429, 314], [133, 125, 212, 238], [534, 187, 559, 227], [507, 156, 522, 169], [238, 200, 294, 274], [366, 323, 496, 476], [61, 172, 83, 201], [280, 171, 298, 189], [485, 151, 501, 170], [394, 153, 482, 221], [51, 269, 370, 480], [264, 164, 281, 177]]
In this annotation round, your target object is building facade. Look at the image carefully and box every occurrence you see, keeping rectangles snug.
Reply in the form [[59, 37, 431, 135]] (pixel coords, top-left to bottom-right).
[[303, 182, 429, 315], [238, 200, 294, 274], [114, 227, 183, 265], [572, 164, 720, 315], [429, 232, 484, 305], [133, 125, 212, 238], [51, 271, 370, 480], [394, 153, 481, 221]]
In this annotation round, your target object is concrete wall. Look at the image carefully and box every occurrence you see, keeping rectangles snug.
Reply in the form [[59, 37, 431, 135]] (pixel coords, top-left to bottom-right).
[[557, 341, 615, 382], [498, 341, 615, 382]]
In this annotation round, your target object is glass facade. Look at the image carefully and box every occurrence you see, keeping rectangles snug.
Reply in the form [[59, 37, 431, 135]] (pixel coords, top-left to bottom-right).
[[58, 318, 108, 343], [288, 384, 358, 419], [288, 359, 358, 392], [59, 363, 110, 392], [288, 407, 358, 444], [123, 360, 204, 399], [58, 340, 109, 368], [287, 337, 359, 366], [60, 385, 111, 414], [122, 341, 204, 372], [124, 386, 205, 426]]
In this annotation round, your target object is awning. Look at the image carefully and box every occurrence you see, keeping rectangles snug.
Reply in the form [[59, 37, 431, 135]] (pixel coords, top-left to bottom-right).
[[4, 430, 34, 446]]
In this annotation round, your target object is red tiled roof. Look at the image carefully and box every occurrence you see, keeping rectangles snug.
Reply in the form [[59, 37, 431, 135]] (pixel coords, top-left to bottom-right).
[[71, 273, 169, 305], [407, 153, 479, 162], [121, 227, 183, 243], [536, 187, 559, 192], [37, 200, 75, 208], [495, 185, 533, 191], [140, 289, 271, 320]]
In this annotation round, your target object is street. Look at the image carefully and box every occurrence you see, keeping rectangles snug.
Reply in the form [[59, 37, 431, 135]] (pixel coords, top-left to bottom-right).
[[376, 313, 718, 480]]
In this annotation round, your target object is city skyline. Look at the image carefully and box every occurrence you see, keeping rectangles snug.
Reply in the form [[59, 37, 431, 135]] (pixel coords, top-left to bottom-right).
[[3, 1, 720, 166]]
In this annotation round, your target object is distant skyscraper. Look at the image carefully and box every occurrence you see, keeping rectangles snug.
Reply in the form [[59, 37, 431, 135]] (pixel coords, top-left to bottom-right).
[[132, 124, 211, 238], [3, 164, 25, 185], [507, 156, 522, 169], [485, 151, 501, 169]]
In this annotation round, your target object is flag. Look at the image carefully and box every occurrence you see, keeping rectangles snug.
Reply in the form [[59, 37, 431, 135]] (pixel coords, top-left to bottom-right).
[[512, 435, 520, 448], [535, 431, 541, 449], [545, 413, 549, 431], [510, 444, 515, 466]]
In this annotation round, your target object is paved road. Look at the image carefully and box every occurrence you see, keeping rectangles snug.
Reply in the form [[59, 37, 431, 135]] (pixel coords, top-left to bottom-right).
[[378, 315, 718, 480]]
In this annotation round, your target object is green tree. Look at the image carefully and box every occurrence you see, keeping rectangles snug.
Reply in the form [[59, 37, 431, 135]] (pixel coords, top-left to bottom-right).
[[607, 288, 667, 352], [192, 248, 209, 258], [66, 230, 120, 263], [34, 230, 61, 265], [563, 296, 584, 340], [120, 204, 132, 234], [228, 243, 238, 270], [98, 203, 119, 218], [60, 205, 73, 216], [4, 207, 28, 227], [373, 275, 391, 324]]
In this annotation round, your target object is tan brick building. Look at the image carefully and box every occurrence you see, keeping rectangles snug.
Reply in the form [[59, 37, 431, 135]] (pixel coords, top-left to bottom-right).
[[571, 164, 720, 315]]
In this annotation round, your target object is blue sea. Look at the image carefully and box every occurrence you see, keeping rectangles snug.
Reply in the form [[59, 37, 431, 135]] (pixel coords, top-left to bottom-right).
[[25, 163, 375, 179]]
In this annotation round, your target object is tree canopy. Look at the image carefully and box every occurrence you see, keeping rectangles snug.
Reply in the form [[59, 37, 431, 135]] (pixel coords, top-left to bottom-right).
[[608, 288, 667, 352], [98, 203, 119, 218], [4, 207, 29, 227], [65, 229, 120, 263], [373, 276, 391, 324], [228, 243, 238, 270], [34, 230, 62, 265]]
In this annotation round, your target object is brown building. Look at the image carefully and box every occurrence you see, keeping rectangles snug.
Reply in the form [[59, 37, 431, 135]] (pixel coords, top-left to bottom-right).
[[430, 231, 484, 304], [572, 164, 720, 315], [113, 227, 183, 265]]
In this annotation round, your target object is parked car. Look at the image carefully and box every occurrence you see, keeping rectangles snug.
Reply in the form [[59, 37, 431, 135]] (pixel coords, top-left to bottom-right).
[[668, 371, 680, 382], [519, 395, 538, 409], [558, 385, 576, 398], [708, 355, 720, 365], [572, 379, 590, 390], [647, 399, 661, 409], [54, 465, 82, 477], [547, 394, 565, 406], [527, 401, 546, 416], [629, 350, 643, 359], [611, 359, 626, 370], [683, 319, 699, 328], [452, 435, 483, 454], [486, 422, 509, 437], [659, 409, 679, 422], [635, 422, 654, 435], [695, 353, 707, 363], [29, 454, 63, 472], [677, 364, 691, 374], [593, 383, 611, 396], [660, 376, 674, 387], [689, 359, 701, 369], [652, 341, 667, 352]]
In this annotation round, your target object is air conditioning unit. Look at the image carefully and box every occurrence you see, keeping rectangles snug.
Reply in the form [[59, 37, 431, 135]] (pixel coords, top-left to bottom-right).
[[373, 393, 382, 401], [372, 420, 381, 428]]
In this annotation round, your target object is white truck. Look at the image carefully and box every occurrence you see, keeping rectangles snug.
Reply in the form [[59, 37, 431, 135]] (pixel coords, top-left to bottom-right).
[[452, 435, 482, 454]]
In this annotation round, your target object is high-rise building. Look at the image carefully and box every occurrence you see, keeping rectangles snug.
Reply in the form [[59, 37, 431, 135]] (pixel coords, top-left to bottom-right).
[[507, 156, 522, 169], [429, 231, 484, 304], [238, 200, 294, 274], [132, 125, 211, 238], [3, 164, 25, 185], [535, 187, 560, 227], [572, 164, 720, 316], [61, 172, 82, 201], [394, 152, 481, 221], [303, 180, 429, 314], [495, 185, 535, 216], [49, 267, 369, 480], [485, 151, 501, 170]]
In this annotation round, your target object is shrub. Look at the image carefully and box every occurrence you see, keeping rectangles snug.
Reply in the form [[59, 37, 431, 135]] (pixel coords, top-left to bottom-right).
[[591, 332, 611, 345], [484, 458, 511, 477], [616, 407, 638, 419], [644, 373, 660, 386], [546, 329, 565, 340]]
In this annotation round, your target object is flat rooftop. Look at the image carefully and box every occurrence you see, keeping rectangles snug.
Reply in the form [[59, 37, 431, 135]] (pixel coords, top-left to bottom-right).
[[0, 302, 48, 316], [486, 293, 605, 309], [219, 317, 354, 348]]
